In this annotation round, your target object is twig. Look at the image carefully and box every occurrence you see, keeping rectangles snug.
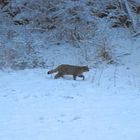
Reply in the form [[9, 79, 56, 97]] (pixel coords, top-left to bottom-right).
[[91, 67, 97, 83], [98, 66, 104, 86], [117, 53, 131, 57], [114, 64, 117, 87], [132, 31, 140, 37]]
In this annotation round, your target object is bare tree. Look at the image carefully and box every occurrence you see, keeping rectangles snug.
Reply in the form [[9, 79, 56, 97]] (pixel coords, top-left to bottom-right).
[[124, 0, 137, 31], [118, 0, 137, 32]]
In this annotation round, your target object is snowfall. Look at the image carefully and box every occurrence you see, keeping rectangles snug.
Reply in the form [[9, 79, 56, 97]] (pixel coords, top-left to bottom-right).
[[0, 37, 140, 140]]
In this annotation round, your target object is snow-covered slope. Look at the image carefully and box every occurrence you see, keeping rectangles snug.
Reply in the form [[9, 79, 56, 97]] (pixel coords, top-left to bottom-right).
[[0, 38, 140, 140], [0, 0, 140, 69]]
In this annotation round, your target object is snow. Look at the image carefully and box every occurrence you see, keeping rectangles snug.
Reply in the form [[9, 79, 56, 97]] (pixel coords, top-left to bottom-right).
[[0, 0, 140, 139], [0, 38, 140, 140]]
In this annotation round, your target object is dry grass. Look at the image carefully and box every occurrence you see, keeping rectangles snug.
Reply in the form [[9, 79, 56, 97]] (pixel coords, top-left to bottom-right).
[[98, 46, 115, 64]]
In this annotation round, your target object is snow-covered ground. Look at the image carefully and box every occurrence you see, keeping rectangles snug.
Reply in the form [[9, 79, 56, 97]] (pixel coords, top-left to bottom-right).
[[0, 38, 140, 140], [0, 0, 140, 139]]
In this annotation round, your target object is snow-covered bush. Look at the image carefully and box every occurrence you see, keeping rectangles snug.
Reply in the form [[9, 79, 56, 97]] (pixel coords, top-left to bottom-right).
[[0, 42, 46, 70], [0, 0, 140, 69], [96, 38, 117, 65]]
